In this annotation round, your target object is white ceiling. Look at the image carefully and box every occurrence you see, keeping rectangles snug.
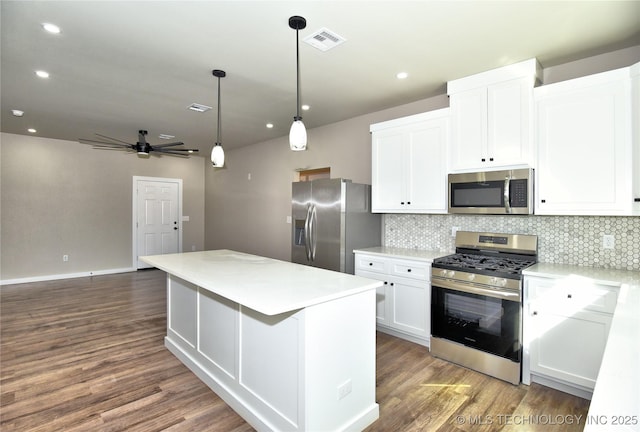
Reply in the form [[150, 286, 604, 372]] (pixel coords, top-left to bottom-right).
[[2, 1, 639, 156]]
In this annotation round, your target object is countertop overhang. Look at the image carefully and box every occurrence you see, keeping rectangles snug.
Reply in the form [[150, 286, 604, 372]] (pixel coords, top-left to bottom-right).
[[141, 249, 382, 316]]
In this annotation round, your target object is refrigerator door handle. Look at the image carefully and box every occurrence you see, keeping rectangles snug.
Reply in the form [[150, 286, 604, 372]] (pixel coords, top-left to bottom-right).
[[304, 204, 312, 261], [310, 204, 318, 261]]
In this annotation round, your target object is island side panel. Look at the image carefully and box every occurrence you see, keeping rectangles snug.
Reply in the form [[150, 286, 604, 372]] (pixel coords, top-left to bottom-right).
[[303, 289, 380, 431]]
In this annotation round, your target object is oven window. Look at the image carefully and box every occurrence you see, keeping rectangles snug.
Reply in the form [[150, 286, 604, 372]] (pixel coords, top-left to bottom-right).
[[431, 285, 521, 361], [451, 181, 504, 207]]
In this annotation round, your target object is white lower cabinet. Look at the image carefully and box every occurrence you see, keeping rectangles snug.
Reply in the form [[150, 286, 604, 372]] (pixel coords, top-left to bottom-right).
[[355, 253, 430, 346], [523, 275, 618, 398]]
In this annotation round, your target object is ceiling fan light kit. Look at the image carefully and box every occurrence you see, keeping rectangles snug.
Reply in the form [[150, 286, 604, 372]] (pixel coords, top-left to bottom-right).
[[289, 15, 307, 152], [211, 69, 226, 168]]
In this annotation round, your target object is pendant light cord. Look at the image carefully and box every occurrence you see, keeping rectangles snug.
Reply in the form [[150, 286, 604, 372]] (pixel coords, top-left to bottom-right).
[[216, 76, 222, 144], [295, 26, 301, 121]]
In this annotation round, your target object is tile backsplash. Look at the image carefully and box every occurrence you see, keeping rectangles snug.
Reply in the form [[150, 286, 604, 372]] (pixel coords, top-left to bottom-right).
[[384, 214, 640, 271]]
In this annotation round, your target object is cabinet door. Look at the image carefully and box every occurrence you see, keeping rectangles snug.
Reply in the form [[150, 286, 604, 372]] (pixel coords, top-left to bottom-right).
[[488, 78, 532, 166], [405, 119, 448, 213], [535, 74, 631, 215], [450, 88, 487, 170], [388, 277, 429, 338], [371, 129, 406, 211], [354, 268, 388, 325], [528, 308, 611, 390]]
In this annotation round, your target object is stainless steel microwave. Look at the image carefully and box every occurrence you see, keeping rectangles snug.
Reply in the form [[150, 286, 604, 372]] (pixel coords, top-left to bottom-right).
[[448, 168, 534, 215]]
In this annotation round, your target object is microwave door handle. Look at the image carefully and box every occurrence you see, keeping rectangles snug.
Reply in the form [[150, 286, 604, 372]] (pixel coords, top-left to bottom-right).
[[504, 177, 512, 214]]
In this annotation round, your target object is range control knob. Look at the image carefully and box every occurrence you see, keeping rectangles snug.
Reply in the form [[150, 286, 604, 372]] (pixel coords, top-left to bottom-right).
[[440, 269, 455, 278], [467, 273, 476, 281], [489, 277, 507, 287]]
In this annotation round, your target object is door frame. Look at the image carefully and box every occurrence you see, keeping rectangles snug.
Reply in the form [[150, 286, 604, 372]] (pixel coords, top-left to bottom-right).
[[132, 176, 183, 269]]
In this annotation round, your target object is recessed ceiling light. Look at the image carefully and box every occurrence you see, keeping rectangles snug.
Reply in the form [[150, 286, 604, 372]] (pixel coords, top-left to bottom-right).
[[266, 123, 274, 129], [35, 70, 50, 78], [396, 72, 408, 79], [12, 109, 24, 117], [158, 134, 175, 140], [301, 105, 310, 111], [42, 23, 61, 34], [28, 128, 37, 133]]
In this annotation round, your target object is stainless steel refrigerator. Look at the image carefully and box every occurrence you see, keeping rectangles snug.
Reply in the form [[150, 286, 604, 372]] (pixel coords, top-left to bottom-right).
[[292, 178, 381, 274]]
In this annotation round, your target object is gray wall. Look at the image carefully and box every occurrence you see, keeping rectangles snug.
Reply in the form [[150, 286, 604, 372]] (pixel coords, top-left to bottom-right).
[[205, 46, 640, 265], [2, 47, 638, 282], [1, 133, 205, 281]]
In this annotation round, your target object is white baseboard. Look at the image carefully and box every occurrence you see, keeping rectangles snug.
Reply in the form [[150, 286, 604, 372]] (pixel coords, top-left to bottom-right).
[[0, 267, 137, 286]]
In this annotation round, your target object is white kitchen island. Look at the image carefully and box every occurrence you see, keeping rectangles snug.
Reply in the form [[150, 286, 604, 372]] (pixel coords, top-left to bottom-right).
[[141, 250, 382, 432]]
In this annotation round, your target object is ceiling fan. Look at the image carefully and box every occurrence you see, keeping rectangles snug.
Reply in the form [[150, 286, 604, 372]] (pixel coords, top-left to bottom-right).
[[79, 130, 199, 157]]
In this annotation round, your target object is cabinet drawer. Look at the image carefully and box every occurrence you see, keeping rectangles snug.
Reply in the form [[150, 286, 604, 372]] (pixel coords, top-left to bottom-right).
[[389, 260, 430, 281], [529, 278, 619, 314], [355, 254, 387, 274]]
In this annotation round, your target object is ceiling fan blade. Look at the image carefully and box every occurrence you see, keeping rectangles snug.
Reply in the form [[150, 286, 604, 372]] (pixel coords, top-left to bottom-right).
[[152, 141, 186, 148], [155, 148, 198, 152], [92, 146, 131, 152], [154, 149, 194, 157], [94, 133, 135, 146], [79, 138, 132, 148]]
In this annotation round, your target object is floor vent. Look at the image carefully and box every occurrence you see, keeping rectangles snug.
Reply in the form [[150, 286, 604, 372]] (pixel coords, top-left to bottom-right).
[[304, 28, 346, 52]]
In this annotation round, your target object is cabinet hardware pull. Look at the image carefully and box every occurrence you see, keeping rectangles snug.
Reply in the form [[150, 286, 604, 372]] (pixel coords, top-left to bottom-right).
[[407, 201, 411, 205], [407, 269, 412, 272], [541, 199, 546, 203], [532, 311, 538, 316], [567, 294, 572, 299], [369, 262, 373, 266], [481, 158, 486, 162], [400, 201, 405, 205], [390, 283, 394, 286], [635, 198, 640, 202]]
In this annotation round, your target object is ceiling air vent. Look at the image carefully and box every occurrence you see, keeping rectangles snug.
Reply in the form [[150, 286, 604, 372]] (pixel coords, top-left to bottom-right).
[[303, 28, 346, 52], [187, 103, 212, 113]]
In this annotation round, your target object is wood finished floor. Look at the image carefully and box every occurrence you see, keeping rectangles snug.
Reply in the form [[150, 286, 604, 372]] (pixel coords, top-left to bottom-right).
[[1, 269, 589, 431]]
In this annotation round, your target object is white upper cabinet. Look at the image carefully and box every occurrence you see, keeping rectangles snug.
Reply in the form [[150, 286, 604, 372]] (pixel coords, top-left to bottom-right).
[[535, 64, 637, 215], [370, 109, 449, 213], [448, 58, 541, 172]]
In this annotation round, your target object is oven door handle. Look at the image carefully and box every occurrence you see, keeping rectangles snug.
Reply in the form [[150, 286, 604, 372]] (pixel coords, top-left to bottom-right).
[[432, 277, 521, 302]]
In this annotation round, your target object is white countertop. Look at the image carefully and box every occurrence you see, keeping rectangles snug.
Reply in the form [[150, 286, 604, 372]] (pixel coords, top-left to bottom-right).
[[141, 250, 383, 316], [354, 246, 446, 262], [524, 263, 640, 431]]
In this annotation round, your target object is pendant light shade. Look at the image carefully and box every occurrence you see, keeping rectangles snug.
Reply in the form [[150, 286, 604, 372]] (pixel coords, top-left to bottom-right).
[[289, 119, 307, 151], [211, 69, 226, 167], [289, 16, 307, 151]]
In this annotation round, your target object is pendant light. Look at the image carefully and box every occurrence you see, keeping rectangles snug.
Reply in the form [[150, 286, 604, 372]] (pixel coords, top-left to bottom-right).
[[211, 69, 226, 167], [289, 16, 307, 151]]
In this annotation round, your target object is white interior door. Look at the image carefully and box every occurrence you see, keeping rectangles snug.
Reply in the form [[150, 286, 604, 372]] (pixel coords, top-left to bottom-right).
[[134, 177, 182, 269]]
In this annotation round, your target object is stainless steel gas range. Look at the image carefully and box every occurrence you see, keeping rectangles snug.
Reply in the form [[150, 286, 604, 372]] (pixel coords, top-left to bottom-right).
[[430, 231, 538, 385]]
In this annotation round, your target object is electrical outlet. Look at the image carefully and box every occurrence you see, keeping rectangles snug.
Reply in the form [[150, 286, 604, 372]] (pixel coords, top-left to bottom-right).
[[63, 254, 69, 262], [337, 379, 352, 400], [602, 234, 615, 250], [451, 226, 460, 238]]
